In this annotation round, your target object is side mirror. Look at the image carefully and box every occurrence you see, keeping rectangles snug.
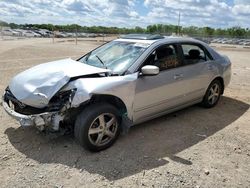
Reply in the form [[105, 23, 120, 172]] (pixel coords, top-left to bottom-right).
[[141, 65, 159, 76]]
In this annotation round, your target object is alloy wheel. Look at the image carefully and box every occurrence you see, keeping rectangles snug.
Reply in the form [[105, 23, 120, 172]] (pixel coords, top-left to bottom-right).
[[208, 83, 220, 105], [88, 113, 118, 147]]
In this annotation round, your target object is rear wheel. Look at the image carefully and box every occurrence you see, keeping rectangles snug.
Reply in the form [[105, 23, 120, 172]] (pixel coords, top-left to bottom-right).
[[202, 79, 222, 108], [74, 103, 121, 152]]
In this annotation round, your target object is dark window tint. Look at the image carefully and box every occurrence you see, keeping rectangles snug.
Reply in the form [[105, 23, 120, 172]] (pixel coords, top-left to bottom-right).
[[154, 44, 180, 71], [181, 44, 211, 65]]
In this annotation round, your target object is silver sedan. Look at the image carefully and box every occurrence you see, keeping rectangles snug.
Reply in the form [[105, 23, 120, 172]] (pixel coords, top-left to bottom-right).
[[3, 34, 231, 151]]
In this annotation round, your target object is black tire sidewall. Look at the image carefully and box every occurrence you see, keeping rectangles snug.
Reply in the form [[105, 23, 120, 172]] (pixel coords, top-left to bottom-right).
[[74, 103, 121, 152], [202, 80, 222, 108]]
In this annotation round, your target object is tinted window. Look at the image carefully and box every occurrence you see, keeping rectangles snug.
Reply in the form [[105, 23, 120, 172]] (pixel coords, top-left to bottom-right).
[[181, 44, 211, 65], [143, 44, 180, 71]]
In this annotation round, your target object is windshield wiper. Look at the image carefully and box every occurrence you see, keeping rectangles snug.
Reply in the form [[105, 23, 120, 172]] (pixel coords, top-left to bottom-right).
[[85, 52, 91, 61], [95, 55, 107, 69]]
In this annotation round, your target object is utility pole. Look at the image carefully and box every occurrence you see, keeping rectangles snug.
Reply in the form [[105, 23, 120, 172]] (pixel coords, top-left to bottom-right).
[[177, 11, 181, 36], [0, 26, 3, 40], [75, 24, 78, 45], [102, 30, 105, 43], [52, 29, 55, 44]]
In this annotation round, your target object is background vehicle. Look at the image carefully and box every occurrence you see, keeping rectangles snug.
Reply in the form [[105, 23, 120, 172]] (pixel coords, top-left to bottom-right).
[[3, 34, 231, 151]]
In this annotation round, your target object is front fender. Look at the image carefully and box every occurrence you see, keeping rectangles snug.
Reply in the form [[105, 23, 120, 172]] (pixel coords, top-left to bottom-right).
[[62, 73, 138, 119]]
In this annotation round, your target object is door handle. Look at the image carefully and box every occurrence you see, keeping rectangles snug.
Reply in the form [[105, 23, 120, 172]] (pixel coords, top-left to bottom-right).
[[208, 65, 213, 71], [174, 74, 183, 80]]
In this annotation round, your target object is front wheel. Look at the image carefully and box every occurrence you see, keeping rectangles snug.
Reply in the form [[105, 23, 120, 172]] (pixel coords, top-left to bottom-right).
[[201, 80, 222, 108], [74, 103, 121, 152]]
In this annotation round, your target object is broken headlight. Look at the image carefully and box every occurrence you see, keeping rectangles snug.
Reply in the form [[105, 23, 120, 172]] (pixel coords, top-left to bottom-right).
[[48, 89, 76, 111]]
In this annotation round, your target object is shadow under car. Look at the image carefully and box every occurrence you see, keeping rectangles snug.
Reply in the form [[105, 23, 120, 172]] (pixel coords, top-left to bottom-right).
[[4, 96, 249, 180]]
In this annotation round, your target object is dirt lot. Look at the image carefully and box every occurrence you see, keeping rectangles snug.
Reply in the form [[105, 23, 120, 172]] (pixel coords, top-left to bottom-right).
[[0, 38, 249, 188]]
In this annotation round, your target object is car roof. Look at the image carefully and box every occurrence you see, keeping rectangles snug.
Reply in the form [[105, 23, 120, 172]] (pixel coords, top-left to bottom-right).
[[116, 34, 205, 45], [120, 34, 165, 40]]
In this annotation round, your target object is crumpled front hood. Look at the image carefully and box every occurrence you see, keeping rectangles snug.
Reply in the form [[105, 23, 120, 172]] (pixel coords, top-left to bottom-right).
[[9, 58, 109, 108]]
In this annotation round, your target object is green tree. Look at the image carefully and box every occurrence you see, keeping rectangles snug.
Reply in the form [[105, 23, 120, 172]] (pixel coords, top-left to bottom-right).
[[203, 27, 214, 36], [227, 27, 246, 38], [134, 26, 144, 33]]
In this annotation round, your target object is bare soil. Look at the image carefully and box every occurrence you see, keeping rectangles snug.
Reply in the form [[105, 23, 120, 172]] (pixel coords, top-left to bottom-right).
[[0, 38, 249, 188]]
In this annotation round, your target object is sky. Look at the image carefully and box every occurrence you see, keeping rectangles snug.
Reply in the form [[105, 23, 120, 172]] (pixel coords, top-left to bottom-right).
[[0, 0, 250, 28]]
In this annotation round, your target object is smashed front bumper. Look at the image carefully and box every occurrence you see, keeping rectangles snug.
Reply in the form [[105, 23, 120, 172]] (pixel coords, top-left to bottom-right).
[[2, 94, 62, 131]]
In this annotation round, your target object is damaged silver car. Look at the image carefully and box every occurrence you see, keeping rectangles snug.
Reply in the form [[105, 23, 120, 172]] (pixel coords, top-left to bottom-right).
[[3, 34, 231, 151]]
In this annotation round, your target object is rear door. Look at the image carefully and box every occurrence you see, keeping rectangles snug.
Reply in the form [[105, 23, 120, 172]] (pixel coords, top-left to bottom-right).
[[177, 43, 216, 100]]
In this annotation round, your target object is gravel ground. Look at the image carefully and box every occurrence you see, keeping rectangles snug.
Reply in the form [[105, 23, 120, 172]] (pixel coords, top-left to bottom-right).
[[0, 38, 249, 188]]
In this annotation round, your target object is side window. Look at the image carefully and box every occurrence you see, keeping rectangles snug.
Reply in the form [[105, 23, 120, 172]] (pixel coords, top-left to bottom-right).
[[155, 44, 180, 71], [143, 44, 180, 71], [181, 44, 211, 65]]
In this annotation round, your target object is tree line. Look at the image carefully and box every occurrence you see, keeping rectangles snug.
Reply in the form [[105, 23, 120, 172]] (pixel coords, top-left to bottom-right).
[[1, 20, 250, 38]]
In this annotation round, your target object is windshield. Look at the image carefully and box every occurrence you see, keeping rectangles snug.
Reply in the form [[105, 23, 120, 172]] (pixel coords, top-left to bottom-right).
[[78, 41, 149, 74]]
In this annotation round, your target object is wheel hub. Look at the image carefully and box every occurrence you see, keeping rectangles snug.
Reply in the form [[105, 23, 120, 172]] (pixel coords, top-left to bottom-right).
[[88, 113, 118, 147], [208, 83, 220, 105]]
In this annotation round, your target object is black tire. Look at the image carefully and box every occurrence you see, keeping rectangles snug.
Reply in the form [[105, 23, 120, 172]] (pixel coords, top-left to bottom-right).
[[74, 103, 121, 152], [201, 79, 222, 108]]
